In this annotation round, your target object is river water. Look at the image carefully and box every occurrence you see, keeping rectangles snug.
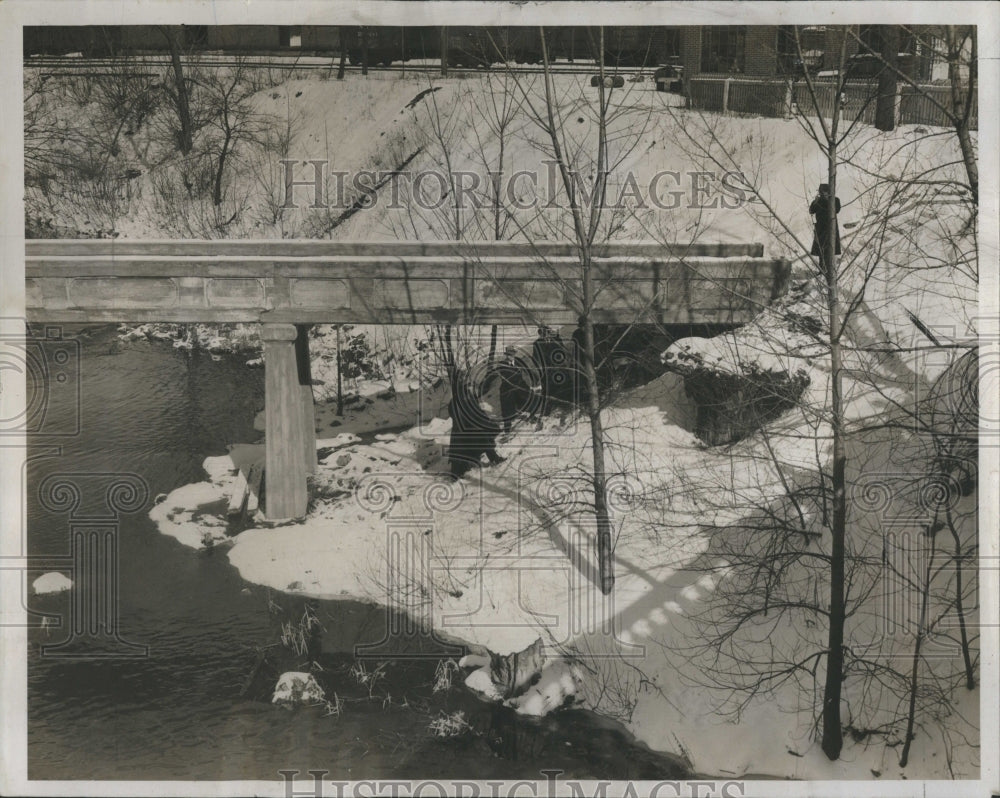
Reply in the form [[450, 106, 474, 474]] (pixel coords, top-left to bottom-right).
[[26, 325, 687, 782]]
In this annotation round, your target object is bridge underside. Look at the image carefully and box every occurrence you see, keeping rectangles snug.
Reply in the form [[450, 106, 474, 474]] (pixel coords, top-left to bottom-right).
[[25, 239, 789, 520]]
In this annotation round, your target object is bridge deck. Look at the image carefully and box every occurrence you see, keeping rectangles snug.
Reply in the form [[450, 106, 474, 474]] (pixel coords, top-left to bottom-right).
[[23, 238, 790, 519], [26, 239, 789, 326]]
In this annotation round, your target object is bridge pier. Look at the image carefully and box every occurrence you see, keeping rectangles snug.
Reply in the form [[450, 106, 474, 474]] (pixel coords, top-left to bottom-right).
[[295, 324, 317, 476], [262, 323, 311, 520]]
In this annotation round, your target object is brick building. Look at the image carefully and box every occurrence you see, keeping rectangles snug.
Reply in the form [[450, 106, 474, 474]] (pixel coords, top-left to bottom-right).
[[681, 25, 939, 81]]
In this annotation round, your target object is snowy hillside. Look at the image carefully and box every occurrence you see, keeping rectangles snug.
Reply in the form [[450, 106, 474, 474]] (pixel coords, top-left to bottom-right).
[[27, 66, 980, 780]]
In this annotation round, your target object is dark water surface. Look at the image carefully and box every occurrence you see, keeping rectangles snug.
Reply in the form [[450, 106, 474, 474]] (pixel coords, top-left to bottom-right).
[[26, 326, 687, 782]]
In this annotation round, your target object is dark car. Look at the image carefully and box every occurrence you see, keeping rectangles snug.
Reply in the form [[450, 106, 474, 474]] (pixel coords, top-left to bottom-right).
[[816, 52, 918, 82], [654, 64, 683, 93], [591, 74, 626, 89]]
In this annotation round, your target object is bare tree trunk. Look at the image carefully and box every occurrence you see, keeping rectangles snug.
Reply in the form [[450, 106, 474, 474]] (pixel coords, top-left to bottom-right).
[[483, 72, 512, 383], [443, 323, 455, 380], [875, 25, 899, 131], [440, 27, 449, 77], [494, 133, 506, 239], [899, 524, 938, 767], [361, 26, 369, 76], [590, 29, 614, 595], [582, 307, 615, 594], [822, 322, 846, 760], [948, 27, 978, 205], [487, 324, 498, 368], [335, 325, 344, 416], [587, 30, 614, 595], [946, 501, 976, 689], [954, 121, 978, 207], [213, 114, 232, 206], [337, 26, 347, 80], [160, 26, 193, 154], [820, 54, 846, 763], [539, 27, 615, 594]]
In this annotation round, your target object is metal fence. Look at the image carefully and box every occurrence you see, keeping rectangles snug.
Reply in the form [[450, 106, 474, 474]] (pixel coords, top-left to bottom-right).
[[688, 76, 977, 130]]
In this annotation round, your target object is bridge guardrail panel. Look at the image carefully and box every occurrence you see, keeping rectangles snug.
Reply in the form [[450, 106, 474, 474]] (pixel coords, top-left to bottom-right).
[[288, 278, 351, 309], [25, 240, 787, 325]]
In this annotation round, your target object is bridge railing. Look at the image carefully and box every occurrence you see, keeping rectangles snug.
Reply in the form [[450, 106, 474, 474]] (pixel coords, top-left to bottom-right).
[[26, 239, 788, 327]]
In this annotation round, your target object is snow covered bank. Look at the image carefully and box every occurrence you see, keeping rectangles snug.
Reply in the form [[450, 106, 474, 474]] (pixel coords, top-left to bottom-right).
[[151, 366, 947, 778], [144, 243, 979, 780], [34, 65, 977, 781]]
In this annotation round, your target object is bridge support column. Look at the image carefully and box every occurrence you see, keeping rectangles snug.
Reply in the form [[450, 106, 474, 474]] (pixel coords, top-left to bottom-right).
[[262, 323, 308, 520], [295, 324, 317, 475]]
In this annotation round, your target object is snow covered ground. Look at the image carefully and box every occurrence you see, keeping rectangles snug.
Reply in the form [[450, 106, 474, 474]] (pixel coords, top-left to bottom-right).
[[29, 67, 980, 780], [149, 356, 979, 779]]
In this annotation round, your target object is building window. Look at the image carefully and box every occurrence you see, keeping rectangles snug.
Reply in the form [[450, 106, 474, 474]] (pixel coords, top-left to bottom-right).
[[279, 26, 303, 48], [701, 26, 746, 73], [659, 28, 681, 62], [918, 33, 943, 82], [859, 25, 916, 56], [854, 25, 918, 80], [777, 25, 825, 75], [858, 24, 880, 53], [184, 25, 209, 49]]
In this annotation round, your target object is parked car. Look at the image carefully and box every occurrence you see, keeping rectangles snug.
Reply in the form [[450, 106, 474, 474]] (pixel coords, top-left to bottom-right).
[[790, 49, 824, 76], [591, 74, 626, 88], [814, 52, 917, 82], [654, 64, 683, 93]]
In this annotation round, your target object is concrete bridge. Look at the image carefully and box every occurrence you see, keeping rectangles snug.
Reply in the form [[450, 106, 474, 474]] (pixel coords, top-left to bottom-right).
[[26, 239, 790, 518]]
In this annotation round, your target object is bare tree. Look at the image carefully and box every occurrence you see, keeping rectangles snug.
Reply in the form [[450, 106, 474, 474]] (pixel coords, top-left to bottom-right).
[[337, 26, 348, 80], [943, 26, 978, 205], [186, 58, 276, 208], [874, 25, 899, 132], [368, 32, 667, 599], [537, 27, 616, 594], [650, 23, 979, 763], [158, 26, 194, 154], [361, 26, 369, 77], [440, 26, 449, 77], [795, 29, 852, 760], [852, 25, 978, 206]]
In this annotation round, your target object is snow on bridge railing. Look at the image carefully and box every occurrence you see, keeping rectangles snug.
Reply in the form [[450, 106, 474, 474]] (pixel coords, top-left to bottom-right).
[[25, 239, 788, 326]]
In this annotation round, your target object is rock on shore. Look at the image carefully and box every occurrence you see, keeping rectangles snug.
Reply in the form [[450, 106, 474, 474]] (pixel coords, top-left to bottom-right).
[[272, 672, 326, 708]]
